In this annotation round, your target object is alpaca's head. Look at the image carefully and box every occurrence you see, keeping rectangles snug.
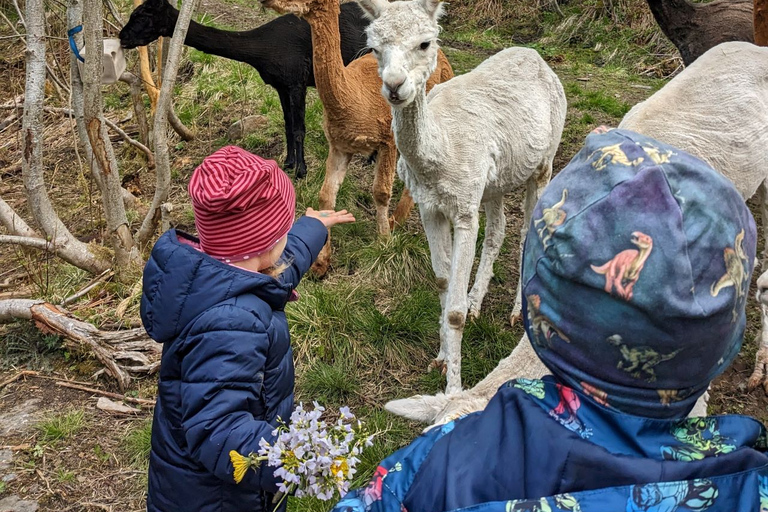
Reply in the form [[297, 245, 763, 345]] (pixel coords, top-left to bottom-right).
[[357, 0, 444, 107], [259, 0, 318, 18], [119, 0, 177, 49]]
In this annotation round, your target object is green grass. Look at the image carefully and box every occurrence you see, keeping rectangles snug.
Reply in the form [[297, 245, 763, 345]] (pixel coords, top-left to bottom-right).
[[123, 419, 153, 468], [299, 361, 360, 403], [37, 409, 86, 443]]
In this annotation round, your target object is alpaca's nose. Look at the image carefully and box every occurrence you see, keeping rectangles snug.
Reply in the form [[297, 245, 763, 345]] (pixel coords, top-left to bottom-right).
[[384, 78, 405, 101]]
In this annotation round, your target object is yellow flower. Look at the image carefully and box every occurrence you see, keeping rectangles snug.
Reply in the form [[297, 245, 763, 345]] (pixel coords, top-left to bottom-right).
[[229, 450, 251, 484], [330, 458, 349, 481]]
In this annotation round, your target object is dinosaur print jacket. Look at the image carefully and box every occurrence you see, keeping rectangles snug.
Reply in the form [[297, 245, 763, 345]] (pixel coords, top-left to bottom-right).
[[333, 378, 768, 512]]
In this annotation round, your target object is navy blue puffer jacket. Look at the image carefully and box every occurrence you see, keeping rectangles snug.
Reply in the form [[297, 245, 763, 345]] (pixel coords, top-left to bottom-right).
[[141, 216, 327, 512]]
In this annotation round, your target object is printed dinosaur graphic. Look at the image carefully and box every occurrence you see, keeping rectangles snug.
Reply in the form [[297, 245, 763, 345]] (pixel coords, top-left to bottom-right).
[[549, 384, 592, 439], [642, 144, 675, 165], [606, 334, 681, 382], [534, 189, 568, 249], [627, 479, 718, 512], [505, 495, 581, 512], [710, 229, 748, 322], [591, 231, 653, 301], [759, 474, 768, 512], [580, 381, 609, 406], [658, 389, 686, 407], [513, 378, 547, 399], [660, 418, 737, 462], [526, 295, 570, 346], [589, 142, 644, 171]]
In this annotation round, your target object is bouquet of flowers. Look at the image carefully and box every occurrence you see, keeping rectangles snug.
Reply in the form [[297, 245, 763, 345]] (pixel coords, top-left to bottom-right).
[[229, 402, 374, 505]]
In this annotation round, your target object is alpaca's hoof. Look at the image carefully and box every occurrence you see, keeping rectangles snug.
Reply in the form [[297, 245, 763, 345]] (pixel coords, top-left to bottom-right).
[[295, 163, 307, 180], [428, 359, 448, 375], [311, 258, 329, 278], [509, 311, 522, 327], [468, 304, 481, 321]]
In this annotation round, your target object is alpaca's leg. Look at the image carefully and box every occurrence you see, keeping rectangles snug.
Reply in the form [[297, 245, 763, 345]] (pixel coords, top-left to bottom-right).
[[421, 207, 453, 369], [312, 146, 352, 277], [289, 86, 308, 179], [443, 213, 480, 394], [748, 182, 768, 393], [511, 164, 552, 325], [277, 88, 296, 171], [372, 144, 397, 236], [390, 188, 415, 230], [468, 196, 505, 320]]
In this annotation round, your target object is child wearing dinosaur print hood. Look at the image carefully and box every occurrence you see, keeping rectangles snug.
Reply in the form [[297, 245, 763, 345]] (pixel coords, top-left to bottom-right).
[[331, 128, 768, 512]]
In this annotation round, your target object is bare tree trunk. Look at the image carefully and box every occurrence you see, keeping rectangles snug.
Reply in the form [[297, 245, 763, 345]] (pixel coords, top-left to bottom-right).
[[119, 72, 150, 146], [82, 0, 142, 272], [0, 299, 160, 391], [136, 0, 199, 246], [757, 0, 768, 45], [21, 0, 108, 275]]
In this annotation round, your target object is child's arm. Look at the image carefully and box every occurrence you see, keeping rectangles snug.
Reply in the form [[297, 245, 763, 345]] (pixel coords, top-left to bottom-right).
[[178, 305, 286, 492], [278, 209, 355, 289], [277, 216, 328, 289]]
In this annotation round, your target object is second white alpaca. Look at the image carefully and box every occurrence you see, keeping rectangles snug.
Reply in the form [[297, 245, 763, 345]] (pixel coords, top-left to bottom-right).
[[358, 0, 567, 393], [386, 41, 765, 426]]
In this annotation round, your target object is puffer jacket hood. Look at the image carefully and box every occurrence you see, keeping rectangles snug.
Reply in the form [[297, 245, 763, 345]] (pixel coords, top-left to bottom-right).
[[141, 229, 293, 344]]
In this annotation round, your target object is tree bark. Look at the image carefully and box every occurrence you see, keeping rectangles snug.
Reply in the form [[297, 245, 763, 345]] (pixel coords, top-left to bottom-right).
[[119, 72, 150, 146], [757, 0, 768, 45], [0, 299, 160, 391], [136, 0, 199, 247], [22, 0, 108, 276], [82, 0, 142, 272]]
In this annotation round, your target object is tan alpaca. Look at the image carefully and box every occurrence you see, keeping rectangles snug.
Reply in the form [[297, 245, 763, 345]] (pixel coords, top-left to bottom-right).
[[260, 0, 454, 275]]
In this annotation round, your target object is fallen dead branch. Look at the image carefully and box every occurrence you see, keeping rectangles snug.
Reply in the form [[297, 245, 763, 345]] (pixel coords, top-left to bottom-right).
[[0, 299, 160, 391], [57, 381, 155, 406]]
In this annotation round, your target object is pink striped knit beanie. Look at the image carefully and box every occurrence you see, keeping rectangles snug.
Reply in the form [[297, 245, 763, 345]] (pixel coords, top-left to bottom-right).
[[188, 146, 296, 262]]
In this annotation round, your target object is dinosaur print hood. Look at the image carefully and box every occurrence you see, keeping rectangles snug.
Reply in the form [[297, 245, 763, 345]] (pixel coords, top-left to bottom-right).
[[521, 128, 757, 419]]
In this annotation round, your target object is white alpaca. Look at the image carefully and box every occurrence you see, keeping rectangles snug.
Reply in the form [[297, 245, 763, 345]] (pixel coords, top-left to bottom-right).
[[358, 0, 566, 394], [620, 41, 768, 394], [385, 41, 765, 427]]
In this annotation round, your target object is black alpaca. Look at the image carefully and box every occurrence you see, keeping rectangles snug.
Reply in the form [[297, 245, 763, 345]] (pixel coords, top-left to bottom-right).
[[120, 0, 371, 179], [646, 0, 753, 66]]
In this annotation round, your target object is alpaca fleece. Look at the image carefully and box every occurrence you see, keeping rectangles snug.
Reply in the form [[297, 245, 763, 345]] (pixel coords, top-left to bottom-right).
[[646, 0, 753, 66], [362, 0, 566, 394], [620, 41, 768, 393], [120, 0, 371, 179], [260, 0, 454, 276]]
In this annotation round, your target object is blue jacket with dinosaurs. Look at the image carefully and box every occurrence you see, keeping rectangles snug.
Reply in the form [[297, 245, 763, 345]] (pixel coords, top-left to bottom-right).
[[141, 216, 327, 512], [334, 378, 768, 512]]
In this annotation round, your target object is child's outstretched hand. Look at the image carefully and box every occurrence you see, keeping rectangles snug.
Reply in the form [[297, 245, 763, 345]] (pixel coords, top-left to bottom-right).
[[305, 208, 356, 228]]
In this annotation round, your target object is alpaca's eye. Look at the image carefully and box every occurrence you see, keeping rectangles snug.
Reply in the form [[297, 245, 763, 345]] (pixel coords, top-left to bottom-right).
[[420, 41, 431, 50], [372, 48, 379, 55]]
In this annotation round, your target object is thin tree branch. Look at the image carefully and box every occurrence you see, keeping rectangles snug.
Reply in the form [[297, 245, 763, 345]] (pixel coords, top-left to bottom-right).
[[119, 71, 150, 146], [136, 0, 199, 246], [0, 196, 38, 239]]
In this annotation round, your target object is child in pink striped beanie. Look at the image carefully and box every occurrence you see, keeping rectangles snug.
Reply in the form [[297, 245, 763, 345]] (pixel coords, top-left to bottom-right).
[[141, 146, 353, 512]]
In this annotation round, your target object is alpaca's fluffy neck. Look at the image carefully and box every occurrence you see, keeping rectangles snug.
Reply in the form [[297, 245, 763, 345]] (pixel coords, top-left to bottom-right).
[[166, 7, 271, 65], [305, 2, 351, 112], [391, 80, 448, 178]]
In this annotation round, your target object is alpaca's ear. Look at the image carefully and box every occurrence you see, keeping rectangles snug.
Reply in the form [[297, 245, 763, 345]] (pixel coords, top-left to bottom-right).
[[384, 394, 449, 423], [419, 0, 445, 20], [356, 0, 389, 19]]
